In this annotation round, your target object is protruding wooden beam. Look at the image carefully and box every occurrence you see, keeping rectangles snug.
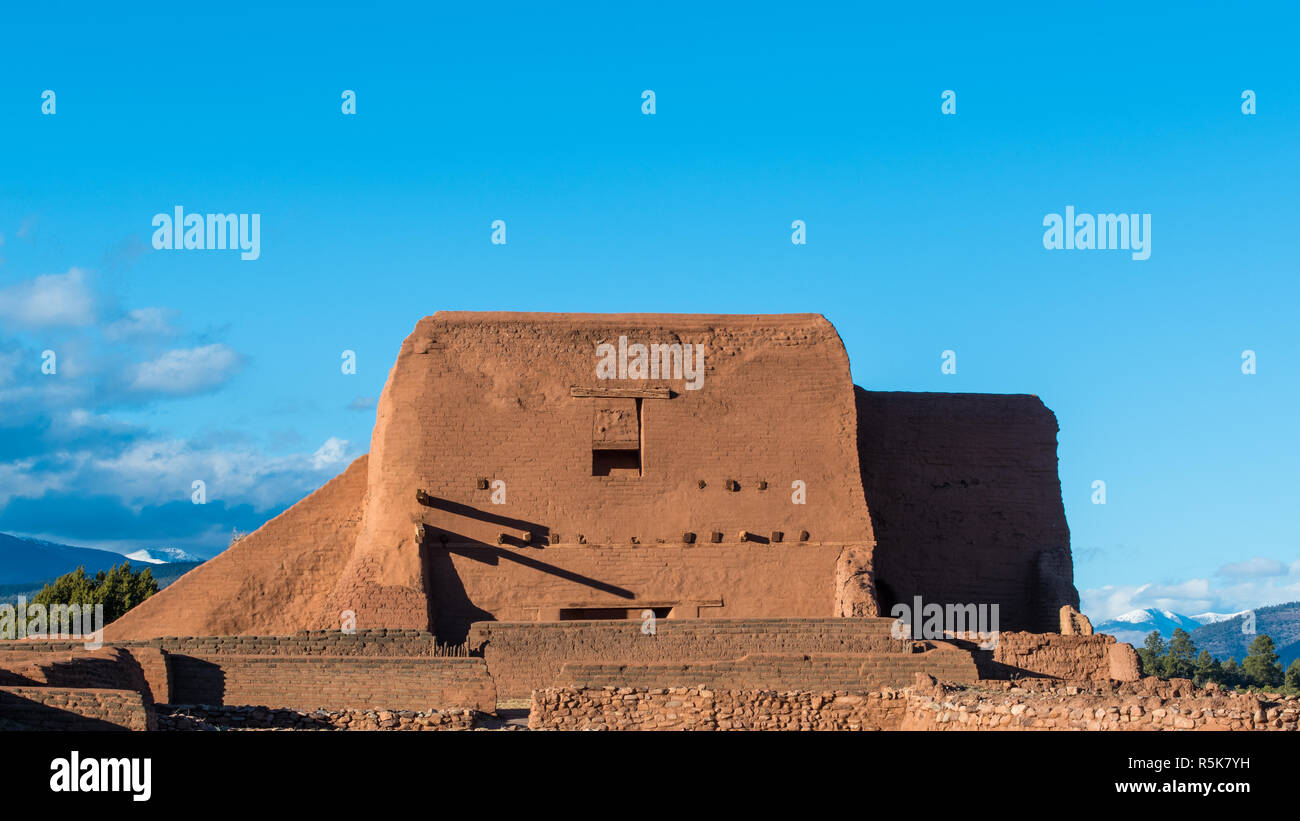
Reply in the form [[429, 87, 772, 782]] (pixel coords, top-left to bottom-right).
[[570, 385, 671, 399]]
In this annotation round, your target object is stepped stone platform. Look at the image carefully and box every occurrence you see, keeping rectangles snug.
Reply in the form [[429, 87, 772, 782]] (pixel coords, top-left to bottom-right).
[[471, 617, 978, 698], [558, 648, 980, 691]]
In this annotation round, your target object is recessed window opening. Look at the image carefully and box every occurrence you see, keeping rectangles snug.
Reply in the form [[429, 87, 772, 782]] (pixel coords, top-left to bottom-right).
[[592, 397, 642, 477]]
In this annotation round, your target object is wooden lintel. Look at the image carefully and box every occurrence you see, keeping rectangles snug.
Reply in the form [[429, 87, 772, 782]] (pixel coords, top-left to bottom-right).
[[570, 385, 672, 399]]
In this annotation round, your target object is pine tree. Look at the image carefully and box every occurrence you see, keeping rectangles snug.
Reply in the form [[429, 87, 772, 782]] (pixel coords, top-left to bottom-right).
[[1163, 628, 1197, 679], [1193, 650, 1218, 685], [1242, 634, 1284, 690], [1138, 631, 1167, 677], [1221, 657, 1241, 688], [29, 562, 159, 624], [1285, 660, 1300, 694]]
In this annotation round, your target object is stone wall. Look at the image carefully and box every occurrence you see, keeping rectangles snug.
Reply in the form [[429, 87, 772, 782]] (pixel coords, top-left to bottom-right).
[[990, 632, 1141, 683], [530, 686, 908, 730], [470, 618, 916, 698], [167, 655, 495, 712], [1, 634, 493, 715], [530, 679, 1300, 732], [157, 704, 481, 731], [130, 629, 447, 657], [557, 650, 979, 691], [0, 645, 168, 703], [902, 679, 1300, 731], [0, 687, 154, 731]]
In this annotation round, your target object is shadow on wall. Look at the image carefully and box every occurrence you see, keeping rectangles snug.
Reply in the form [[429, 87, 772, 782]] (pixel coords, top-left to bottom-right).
[[0, 690, 130, 731], [854, 387, 1078, 632], [168, 656, 226, 705], [416, 493, 641, 642], [421, 536, 638, 645]]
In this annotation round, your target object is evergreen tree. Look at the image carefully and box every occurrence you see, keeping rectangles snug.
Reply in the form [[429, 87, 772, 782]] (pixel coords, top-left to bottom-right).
[[1221, 657, 1242, 689], [1163, 628, 1197, 679], [1138, 631, 1167, 677], [1193, 650, 1218, 686], [30, 562, 158, 624], [1285, 660, 1300, 694], [1242, 634, 1283, 689]]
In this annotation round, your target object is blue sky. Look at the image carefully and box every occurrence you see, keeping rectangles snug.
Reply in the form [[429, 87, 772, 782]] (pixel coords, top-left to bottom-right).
[[1, 1, 1297, 620]]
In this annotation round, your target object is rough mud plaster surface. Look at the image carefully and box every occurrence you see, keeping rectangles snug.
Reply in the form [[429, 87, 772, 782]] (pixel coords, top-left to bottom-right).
[[855, 389, 1078, 631]]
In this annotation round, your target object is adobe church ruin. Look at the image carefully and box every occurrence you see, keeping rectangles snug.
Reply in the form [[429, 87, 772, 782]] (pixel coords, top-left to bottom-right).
[[106, 312, 1079, 642]]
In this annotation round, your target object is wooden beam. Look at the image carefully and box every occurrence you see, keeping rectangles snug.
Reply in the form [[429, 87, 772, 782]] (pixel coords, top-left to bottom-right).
[[570, 385, 672, 399]]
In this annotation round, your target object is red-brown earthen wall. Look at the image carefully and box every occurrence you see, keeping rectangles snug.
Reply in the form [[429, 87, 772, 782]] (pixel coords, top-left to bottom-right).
[[330, 313, 875, 636], [855, 389, 1078, 632], [104, 455, 370, 639]]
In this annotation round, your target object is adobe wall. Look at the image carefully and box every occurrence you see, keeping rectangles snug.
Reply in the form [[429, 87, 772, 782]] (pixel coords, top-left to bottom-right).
[[469, 618, 916, 698], [2, 633, 493, 714], [990, 632, 1141, 684], [105, 454, 370, 640], [330, 312, 876, 635], [125, 629, 445, 657], [855, 390, 1078, 632], [431, 543, 852, 643], [98, 313, 1086, 643], [0, 644, 169, 704], [167, 655, 495, 712], [0, 687, 154, 731], [556, 649, 979, 691]]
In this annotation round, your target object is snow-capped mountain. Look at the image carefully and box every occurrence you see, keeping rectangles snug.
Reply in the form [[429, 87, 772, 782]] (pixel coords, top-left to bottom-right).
[[0, 532, 133, 584], [123, 547, 205, 564], [1190, 610, 1251, 625], [1093, 608, 1203, 645]]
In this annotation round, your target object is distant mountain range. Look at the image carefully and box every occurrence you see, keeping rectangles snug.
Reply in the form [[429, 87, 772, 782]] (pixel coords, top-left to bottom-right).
[[124, 547, 204, 564], [1093, 603, 1300, 669], [1189, 602, 1300, 669], [0, 531, 205, 587], [0, 532, 137, 584], [1093, 608, 1208, 645]]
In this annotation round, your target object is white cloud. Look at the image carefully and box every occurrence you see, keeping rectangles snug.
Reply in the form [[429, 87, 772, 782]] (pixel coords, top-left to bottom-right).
[[0, 458, 65, 507], [1084, 561, 1300, 623], [104, 307, 176, 340], [311, 437, 349, 469], [130, 344, 242, 395], [74, 434, 353, 510], [0, 267, 95, 327], [1216, 557, 1287, 578]]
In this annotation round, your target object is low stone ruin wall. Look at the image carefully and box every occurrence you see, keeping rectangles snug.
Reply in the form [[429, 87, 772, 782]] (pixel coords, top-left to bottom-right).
[[530, 678, 1300, 731], [167, 655, 495, 712], [157, 704, 481, 731], [903, 677, 1299, 730], [470, 618, 916, 698], [0, 645, 170, 705], [0, 686, 154, 731], [0, 635, 494, 718], [129, 629, 448, 657], [557, 648, 978, 691], [530, 686, 909, 730], [989, 632, 1141, 683]]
